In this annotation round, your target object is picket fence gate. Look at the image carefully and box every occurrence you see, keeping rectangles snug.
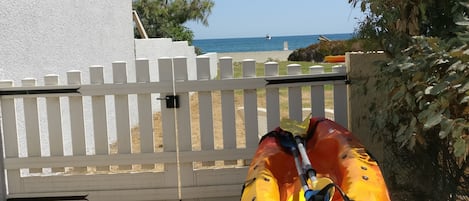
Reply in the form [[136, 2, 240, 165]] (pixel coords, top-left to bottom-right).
[[0, 56, 348, 201]]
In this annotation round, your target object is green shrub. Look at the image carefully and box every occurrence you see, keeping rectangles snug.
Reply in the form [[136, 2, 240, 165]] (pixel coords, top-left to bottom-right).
[[288, 39, 366, 62], [371, 35, 469, 200]]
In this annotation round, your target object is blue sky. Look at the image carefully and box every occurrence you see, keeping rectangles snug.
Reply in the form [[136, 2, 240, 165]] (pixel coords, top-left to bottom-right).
[[185, 0, 365, 39]]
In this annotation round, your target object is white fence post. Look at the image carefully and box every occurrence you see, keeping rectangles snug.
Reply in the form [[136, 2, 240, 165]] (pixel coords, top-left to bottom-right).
[[333, 65, 348, 128], [219, 57, 237, 166], [264, 62, 280, 132], [44, 74, 65, 173], [196, 56, 215, 167], [135, 58, 155, 170], [310, 65, 326, 118], [242, 59, 258, 149], [67, 70, 87, 173], [21, 78, 42, 174], [0, 80, 19, 195], [112, 61, 132, 171], [90, 65, 109, 172], [287, 64, 303, 121], [158, 57, 179, 197], [0, 121, 5, 200], [173, 56, 194, 199]]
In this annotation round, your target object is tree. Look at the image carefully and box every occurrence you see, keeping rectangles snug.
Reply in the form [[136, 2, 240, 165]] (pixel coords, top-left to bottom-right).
[[348, 0, 469, 199], [132, 0, 214, 44], [375, 35, 469, 200], [349, 0, 466, 56]]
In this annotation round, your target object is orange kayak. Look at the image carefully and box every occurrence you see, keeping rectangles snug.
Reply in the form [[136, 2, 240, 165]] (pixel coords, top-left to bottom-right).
[[241, 117, 391, 201], [324, 55, 345, 63]]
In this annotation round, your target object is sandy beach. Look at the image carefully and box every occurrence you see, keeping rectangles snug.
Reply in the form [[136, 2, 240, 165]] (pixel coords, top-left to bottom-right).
[[217, 50, 293, 62]]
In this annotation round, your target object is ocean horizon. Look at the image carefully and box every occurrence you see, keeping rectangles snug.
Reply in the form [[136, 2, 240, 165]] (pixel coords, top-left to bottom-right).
[[192, 33, 354, 53]]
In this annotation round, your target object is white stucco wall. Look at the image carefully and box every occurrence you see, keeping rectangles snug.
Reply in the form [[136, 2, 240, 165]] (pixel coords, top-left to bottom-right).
[[135, 39, 199, 81], [0, 1, 135, 158], [0, 1, 205, 162], [134, 39, 217, 81], [0, 0, 135, 85]]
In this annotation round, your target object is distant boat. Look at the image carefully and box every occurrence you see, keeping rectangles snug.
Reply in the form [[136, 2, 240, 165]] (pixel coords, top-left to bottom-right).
[[318, 35, 331, 42], [265, 34, 272, 40]]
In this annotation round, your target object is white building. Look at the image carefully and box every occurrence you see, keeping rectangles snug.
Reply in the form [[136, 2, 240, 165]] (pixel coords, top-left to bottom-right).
[[0, 0, 205, 156]]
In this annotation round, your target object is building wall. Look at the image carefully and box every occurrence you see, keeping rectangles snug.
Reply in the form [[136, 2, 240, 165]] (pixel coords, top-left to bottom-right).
[[0, 0, 135, 159], [0, 0, 135, 85], [346, 52, 389, 163], [135, 39, 200, 81]]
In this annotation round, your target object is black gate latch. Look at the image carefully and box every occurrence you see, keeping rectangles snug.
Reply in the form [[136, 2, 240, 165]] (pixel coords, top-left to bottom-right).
[[158, 95, 179, 108]]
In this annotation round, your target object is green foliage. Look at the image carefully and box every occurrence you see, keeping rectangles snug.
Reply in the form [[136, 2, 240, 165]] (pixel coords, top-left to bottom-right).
[[288, 40, 366, 62], [350, 0, 467, 56], [375, 36, 469, 157], [347, 0, 469, 198], [132, 0, 214, 44], [369, 21, 469, 201]]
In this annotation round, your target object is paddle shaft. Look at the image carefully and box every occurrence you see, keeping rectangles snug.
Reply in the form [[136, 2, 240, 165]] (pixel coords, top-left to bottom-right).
[[279, 131, 316, 200], [295, 136, 317, 183], [291, 146, 310, 192]]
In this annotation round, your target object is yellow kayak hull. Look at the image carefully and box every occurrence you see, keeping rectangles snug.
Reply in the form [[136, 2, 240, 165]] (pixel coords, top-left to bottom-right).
[[241, 117, 391, 201]]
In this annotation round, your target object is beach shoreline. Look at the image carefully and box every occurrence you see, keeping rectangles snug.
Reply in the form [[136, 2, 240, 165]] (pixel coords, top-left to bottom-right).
[[216, 50, 293, 62]]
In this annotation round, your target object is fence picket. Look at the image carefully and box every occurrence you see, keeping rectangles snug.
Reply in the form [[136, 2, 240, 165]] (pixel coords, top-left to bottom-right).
[[219, 57, 237, 166], [287, 64, 303, 121], [0, 80, 21, 193], [242, 59, 258, 150], [66, 70, 87, 173], [44, 74, 65, 173], [112, 61, 132, 171], [90, 66, 109, 172], [264, 62, 280, 132], [21, 78, 42, 174], [135, 58, 155, 170], [173, 57, 195, 199], [158, 57, 178, 193], [196, 56, 215, 167], [332, 65, 348, 128], [310, 66, 326, 117]]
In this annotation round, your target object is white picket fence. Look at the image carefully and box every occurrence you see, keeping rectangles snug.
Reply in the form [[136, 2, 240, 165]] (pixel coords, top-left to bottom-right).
[[0, 56, 347, 201]]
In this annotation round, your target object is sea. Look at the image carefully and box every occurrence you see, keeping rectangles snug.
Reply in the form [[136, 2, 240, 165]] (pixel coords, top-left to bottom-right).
[[192, 33, 354, 53]]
